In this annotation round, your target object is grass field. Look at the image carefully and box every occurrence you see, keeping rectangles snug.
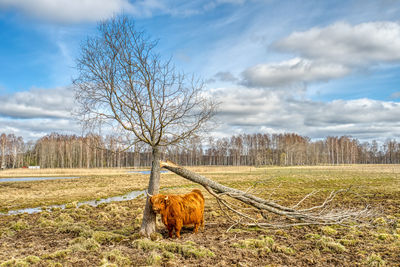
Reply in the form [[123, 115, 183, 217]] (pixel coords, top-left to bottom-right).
[[0, 165, 399, 266]]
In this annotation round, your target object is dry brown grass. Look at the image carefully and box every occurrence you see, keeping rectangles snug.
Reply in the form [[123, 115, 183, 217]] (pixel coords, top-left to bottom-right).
[[1, 164, 399, 213], [268, 164, 400, 173], [0, 164, 399, 266], [0, 174, 147, 212], [0, 167, 147, 177], [0, 166, 260, 212]]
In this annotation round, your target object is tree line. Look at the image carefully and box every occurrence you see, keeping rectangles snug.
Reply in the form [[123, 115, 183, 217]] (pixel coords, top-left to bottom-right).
[[1, 132, 399, 169]]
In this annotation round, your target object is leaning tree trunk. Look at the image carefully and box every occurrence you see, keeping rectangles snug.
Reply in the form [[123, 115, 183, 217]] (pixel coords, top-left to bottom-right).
[[160, 160, 373, 228], [139, 147, 161, 237]]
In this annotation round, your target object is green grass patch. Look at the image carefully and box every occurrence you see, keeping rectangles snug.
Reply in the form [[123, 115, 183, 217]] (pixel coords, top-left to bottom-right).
[[0, 255, 41, 267], [233, 235, 275, 249], [365, 253, 386, 267], [41, 249, 71, 260], [9, 220, 29, 232], [57, 222, 93, 238], [315, 236, 346, 253], [68, 237, 100, 252], [146, 251, 162, 266], [92, 231, 125, 245], [321, 226, 338, 236], [101, 249, 131, 266], [132, 238, 215, 259]]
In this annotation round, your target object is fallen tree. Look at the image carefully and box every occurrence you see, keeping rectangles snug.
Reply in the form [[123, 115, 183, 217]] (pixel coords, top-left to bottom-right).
[[160, 160, 374, 228]]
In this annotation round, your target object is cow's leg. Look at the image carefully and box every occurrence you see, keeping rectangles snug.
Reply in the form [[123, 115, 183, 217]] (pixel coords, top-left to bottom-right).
[[167, 225, 174, 238], [175, 219, 183, 238], [193, 223, 200, 234], [200, 216, 205, 231]]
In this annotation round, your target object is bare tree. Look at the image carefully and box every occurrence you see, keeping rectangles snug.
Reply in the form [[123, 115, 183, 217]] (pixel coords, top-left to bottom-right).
[[73, 15, 217, 236], [0, 133, 6, 169]]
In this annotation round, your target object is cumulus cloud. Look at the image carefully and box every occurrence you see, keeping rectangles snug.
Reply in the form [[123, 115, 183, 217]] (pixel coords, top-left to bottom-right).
[[213, 71, 238, 82], [211, 86, 400, 141], [0, 118, 81, 140], [273, 21, 400, 66], [242, 58, 350, 87], [0, 87, 80, 140], [0, 87, 74, 119], [242, 21, 400, 88]]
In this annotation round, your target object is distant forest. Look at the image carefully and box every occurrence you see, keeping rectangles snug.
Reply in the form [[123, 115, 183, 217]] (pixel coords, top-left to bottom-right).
[[1, 132, 399, 169]]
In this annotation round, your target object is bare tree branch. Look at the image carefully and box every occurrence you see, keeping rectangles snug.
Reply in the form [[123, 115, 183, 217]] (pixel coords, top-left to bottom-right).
[[161, 160, 375, 228], [292, 190, 320, 209]]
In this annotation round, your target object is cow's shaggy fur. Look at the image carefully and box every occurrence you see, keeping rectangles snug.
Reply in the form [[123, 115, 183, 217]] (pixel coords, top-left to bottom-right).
[[150, 189, 205, 238]]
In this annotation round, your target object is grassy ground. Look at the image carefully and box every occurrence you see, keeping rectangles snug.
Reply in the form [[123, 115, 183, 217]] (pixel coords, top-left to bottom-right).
[[0, 165, 399, 266]]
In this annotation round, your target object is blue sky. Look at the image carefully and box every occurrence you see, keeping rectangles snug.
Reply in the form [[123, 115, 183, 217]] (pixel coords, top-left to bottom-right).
[[0, 0, 400, 142]]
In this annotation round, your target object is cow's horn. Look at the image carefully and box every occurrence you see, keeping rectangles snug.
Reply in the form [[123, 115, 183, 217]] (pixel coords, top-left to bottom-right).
[[146, 190, 153, 198], [165, 196, 168, 200]]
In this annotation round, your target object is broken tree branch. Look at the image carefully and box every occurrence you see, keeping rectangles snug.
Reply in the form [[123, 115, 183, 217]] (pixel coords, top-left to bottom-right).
[[160, 160, 374, 228], [204, 185, 258, 223]]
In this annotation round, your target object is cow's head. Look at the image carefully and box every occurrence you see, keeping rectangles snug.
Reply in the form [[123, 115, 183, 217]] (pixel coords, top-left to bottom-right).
[[149, 194, 170, 213]]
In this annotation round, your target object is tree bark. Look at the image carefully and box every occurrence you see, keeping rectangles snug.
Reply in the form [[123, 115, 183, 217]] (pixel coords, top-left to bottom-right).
[[139, 146, 161, 237]]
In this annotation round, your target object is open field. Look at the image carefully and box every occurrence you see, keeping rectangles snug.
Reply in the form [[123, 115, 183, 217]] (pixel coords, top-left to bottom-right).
[[0, 166, 259, 212], [0, 165, 399, 266]]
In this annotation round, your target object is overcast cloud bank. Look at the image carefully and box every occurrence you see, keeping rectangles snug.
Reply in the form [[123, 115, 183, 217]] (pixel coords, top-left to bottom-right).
[[0, 87, 79, 140], [0, 87, 73, 119], [213, 87, 400, 141]]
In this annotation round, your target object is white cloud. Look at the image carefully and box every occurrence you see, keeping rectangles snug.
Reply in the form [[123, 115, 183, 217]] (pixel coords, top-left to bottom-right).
[[242, 58, 350, 88], [0, 0, 133, 23], [241, 21, 400, 88], [0, 118, 81, 141], [213, 71, 238, 82], [0, 87, 73, 119], [0, 87, 81, 140], [273, 21, 400, 66], [0, 0, 249, 23], [211, 86, 400, 141]]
